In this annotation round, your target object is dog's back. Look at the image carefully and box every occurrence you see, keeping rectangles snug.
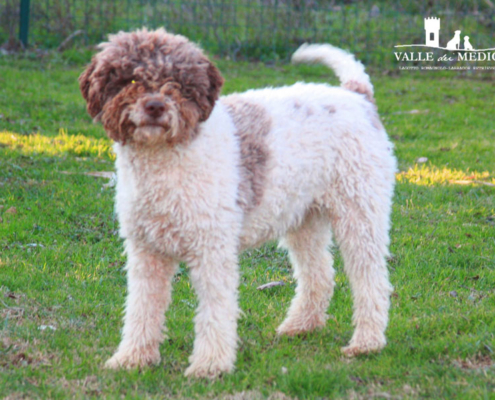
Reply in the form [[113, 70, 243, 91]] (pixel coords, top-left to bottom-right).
[[221, 49, 395, 249]]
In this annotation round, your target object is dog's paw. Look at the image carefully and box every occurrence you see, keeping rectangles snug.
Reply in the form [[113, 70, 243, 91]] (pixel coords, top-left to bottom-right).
[[276, 313, 327, 336], [341, 337, 385, 357], [104, 347, 161, 369], [184, 359, 234, 379]]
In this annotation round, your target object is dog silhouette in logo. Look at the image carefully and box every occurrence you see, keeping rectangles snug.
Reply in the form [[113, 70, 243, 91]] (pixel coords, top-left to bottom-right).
[[446, 30, 461, 50], [464, 36, 474, 50]]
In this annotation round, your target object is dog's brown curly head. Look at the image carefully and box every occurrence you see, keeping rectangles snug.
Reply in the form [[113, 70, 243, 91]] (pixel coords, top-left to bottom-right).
[[79, 28, 224, 146]]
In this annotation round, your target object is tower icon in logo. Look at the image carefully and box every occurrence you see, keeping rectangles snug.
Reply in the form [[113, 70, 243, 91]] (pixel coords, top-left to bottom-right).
[[424, 17, 440, 47]]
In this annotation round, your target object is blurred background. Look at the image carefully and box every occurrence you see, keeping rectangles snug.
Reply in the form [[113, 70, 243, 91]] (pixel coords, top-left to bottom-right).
[[2, 0, 495, 65]]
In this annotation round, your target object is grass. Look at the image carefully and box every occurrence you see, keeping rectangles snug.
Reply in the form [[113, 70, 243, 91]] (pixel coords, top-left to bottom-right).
[[0, 52, 495, 399]]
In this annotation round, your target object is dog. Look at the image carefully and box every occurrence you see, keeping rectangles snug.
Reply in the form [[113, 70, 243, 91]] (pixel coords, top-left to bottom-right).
[[79, 28, 396, 378], [446, 30, 461, 50], [464, 36, 474, 51]]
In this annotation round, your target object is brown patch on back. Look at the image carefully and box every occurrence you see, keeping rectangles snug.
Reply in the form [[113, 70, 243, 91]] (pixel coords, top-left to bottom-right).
[[343, 80, 375, 103], [223, 96, 271, 213]]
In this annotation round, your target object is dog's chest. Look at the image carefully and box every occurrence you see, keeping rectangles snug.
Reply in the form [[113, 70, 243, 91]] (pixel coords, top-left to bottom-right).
[[115, 148, 200, 257], [114, 142, 240, 258], [131, 188, 189, 257]]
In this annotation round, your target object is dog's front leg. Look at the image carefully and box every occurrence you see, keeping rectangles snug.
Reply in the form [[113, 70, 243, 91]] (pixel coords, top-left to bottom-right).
[[184, 246, 240, 378], [105, 241, 177, 369]]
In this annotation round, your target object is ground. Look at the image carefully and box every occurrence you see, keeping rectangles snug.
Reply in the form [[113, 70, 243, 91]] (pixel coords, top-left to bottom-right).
[[0, 54, 494, 399]]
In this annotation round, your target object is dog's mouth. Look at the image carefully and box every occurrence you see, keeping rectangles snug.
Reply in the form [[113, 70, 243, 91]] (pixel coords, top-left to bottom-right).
[[132, 124, 175, 146], [126, 100, 180, 145], [139, 122, 168, 128], [134, 111, 175, 131]]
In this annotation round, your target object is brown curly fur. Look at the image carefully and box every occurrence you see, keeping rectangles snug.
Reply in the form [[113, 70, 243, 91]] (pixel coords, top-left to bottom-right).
[[222, 95, 271, 212], [79, 28, 224, 145]]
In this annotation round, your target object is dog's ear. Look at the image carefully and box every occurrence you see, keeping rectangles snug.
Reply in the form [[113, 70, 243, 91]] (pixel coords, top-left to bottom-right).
[[200, 61, 224, 121], [183, 59, 224, 123], [79, 58, 106, 120]]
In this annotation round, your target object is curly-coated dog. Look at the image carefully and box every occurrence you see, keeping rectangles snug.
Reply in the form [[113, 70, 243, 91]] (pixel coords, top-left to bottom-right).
[[80, 28, 396, 378]]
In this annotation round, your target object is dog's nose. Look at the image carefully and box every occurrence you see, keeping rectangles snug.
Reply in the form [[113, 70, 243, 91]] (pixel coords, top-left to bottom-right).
[[144, 100, 166, 118]]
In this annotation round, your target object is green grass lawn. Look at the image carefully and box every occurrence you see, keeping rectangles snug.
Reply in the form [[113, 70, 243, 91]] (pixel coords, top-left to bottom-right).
[[0, 53, 494, 399]]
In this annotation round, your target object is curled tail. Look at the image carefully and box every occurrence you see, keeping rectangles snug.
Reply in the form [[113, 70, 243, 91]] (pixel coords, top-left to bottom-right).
[[291, 44, 374, 103]]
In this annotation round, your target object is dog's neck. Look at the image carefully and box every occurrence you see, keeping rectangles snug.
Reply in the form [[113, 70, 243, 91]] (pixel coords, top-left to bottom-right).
[[112, 102, 236, 188], [114, 140, 184, 176]]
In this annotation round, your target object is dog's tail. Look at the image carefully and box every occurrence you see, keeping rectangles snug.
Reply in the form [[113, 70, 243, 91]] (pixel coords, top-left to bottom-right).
[[291, 43, 374, 103]]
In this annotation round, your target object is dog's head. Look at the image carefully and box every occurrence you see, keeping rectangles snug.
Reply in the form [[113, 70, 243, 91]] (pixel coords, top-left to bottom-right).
[[79, 28, 224, 146]]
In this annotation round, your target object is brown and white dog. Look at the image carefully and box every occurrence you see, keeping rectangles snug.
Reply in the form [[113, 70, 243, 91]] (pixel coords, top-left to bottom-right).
[[80, 28, 396, 378]]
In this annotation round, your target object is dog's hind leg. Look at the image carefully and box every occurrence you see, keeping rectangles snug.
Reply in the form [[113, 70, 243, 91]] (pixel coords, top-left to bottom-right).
[[277, 211, 335, 336], [184, 244, 240, 378], [327, 159, 394, 356], [105, 241, 177, 369]]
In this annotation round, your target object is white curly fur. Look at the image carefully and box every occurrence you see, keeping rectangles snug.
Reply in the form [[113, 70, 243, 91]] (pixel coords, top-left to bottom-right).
[[103, 37, 397, 378], [292, 43, 373, 94]]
